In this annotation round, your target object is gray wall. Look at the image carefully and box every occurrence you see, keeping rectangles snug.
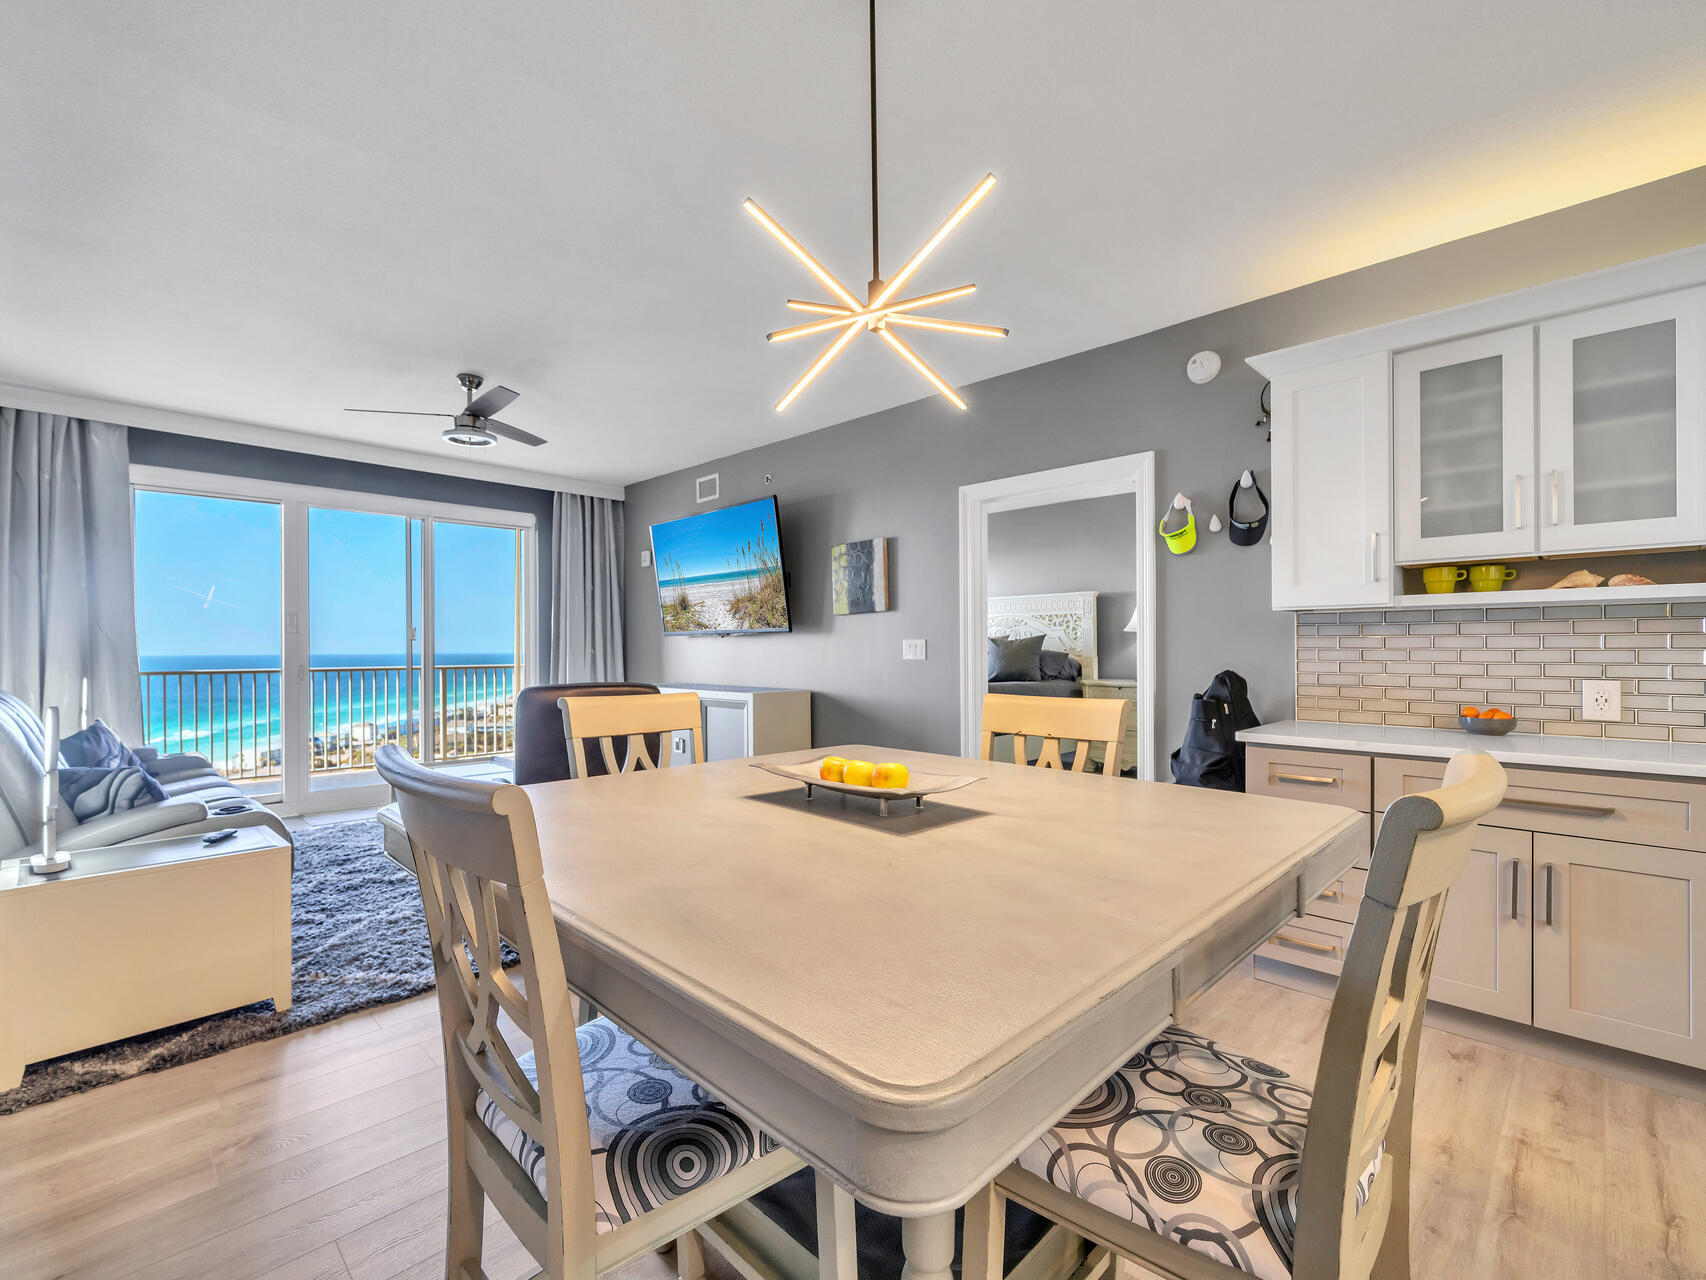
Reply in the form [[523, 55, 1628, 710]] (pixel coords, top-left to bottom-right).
[[621, 166, 1706, 765], [987, 496, 1137, 679], [128, 429, 557, 662]]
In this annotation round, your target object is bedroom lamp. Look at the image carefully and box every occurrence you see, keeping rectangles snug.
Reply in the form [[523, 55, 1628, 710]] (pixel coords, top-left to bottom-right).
[[1123, 607, 1142, 633]]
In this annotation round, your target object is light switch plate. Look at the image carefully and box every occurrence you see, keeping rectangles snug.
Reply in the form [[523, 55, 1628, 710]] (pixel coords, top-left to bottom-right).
[[640, 549, 652, 567], [1582, 679, 1621, 721], [902, 639, 927, 661]]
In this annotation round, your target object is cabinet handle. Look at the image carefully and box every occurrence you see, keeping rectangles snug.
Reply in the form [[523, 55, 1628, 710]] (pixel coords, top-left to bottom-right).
[[1542, 863, 1556, 927], [1273, 930, 1339, 956], [1550, 468, 1561, 525], [1273, 772, 1338, 786], [1513, 474, 1524, 529], [1318, 884, 1343, 901], [1369, 531, 1380, 582], [1509, 859, 1521, 921], [1500, 796, 1616, 818]]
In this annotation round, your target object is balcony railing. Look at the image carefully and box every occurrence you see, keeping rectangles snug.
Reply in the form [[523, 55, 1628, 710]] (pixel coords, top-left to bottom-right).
[[139, 663, 519, 783]]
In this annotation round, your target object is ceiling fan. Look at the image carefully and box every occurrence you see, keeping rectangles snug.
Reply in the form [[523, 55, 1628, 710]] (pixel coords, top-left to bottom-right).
[[345, 372, 545, 449]]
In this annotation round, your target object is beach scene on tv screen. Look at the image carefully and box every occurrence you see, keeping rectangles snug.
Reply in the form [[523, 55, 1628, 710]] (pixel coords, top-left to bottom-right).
[[653, 499, 788, 633]]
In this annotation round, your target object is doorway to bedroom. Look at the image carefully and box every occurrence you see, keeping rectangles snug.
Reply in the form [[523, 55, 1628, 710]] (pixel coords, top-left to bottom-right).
[[958, 453, 1156, 778]]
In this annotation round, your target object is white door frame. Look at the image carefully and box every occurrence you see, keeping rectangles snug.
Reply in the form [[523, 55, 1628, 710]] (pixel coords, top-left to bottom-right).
[[958, 452, 1157, 778]]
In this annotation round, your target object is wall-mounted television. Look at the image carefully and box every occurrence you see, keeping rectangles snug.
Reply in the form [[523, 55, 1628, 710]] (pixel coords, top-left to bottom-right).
[[651, 496, 791, 636]]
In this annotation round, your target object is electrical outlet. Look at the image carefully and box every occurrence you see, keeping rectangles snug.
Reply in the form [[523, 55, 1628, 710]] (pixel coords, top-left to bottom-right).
[[902, 639, 927, 661], [1582, 679, 1621, 722]]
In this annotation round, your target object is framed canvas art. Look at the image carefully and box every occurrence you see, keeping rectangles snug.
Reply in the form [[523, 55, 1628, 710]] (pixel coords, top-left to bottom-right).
[[831, 538, 889, 614]]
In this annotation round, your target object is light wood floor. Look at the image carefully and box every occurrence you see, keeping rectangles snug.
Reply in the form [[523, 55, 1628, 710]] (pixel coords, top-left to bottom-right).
[[3, 964, 1703, 1280]]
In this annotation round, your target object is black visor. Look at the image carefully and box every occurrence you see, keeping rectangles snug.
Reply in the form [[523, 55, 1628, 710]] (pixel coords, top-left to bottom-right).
[[1228, 476, 1269, 547]]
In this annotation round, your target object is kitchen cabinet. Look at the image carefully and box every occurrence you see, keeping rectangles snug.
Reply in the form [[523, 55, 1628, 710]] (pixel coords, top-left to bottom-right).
[[1393, 326, 1536, 564], [1268, 352, 1393, 610], [1532, 833, 1706, 1068], [1536, 288, 1706, 553], [1427, 823, 1532, 1023]]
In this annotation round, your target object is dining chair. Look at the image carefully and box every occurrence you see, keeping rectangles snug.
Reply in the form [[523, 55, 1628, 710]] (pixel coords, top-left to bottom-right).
[[514, 682, 661, 784], [964, 751, 1507, 1280], [980, 692, 1127, 776], [374, 744, 803, 1280], [559, 691, 704, 777]]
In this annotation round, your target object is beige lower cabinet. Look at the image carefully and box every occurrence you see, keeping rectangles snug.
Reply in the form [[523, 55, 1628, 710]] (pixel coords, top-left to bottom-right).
[[1532, 833, 1706, 1069], [1428, 824, 1533, 1024]]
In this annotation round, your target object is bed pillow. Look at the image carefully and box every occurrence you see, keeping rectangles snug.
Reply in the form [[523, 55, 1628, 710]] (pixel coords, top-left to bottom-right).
[[60, 718, 145, 771], [58, 765, 167, 823], [989, 633, 1046, 682], [1038, 649, 1082, 681]]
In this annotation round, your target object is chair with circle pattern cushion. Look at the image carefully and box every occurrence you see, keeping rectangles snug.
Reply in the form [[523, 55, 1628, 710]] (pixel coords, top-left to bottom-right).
[[375, 744, 802, 1280], [964, 751, 1506, 1280]]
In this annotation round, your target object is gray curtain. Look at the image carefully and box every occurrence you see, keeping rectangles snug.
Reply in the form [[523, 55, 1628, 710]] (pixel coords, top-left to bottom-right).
[[550, 492, 625, 683], [0, 408, 143, 741]]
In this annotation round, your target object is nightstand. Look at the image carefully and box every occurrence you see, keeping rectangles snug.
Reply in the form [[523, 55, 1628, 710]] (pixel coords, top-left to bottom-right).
[[1081, 677, 1140, 775]]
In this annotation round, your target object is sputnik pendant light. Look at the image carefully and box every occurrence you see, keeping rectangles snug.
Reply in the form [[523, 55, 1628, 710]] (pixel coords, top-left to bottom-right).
[[743, 0, 1005, 411]]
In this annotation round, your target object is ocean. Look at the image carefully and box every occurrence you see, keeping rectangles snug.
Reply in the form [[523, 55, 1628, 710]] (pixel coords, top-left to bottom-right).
[[139, 652, 517, 771], [656, 568, 772, 589]]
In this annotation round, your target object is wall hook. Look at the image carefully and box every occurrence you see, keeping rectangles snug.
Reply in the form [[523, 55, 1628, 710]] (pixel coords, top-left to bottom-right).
[[1208, 513, 1224, 533]]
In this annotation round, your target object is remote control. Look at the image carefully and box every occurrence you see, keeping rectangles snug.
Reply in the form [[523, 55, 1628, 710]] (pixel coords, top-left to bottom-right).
[[201, 828, 239, 845]]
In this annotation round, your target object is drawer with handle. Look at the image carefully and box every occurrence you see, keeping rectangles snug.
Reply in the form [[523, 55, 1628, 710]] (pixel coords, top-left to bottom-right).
[[1255, 915, 1353, 978], [1374, 757, 1706, 853], [1305, 865, 1368, 925], [1247, 747, 1372, 812]]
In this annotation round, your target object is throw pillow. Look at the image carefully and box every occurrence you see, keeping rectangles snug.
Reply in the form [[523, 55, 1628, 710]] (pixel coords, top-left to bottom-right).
[[1038, 648, 1083, 681], [58, 765, 167, 823], [60, 719, 145, 771], [989, 633, 1046, 682]]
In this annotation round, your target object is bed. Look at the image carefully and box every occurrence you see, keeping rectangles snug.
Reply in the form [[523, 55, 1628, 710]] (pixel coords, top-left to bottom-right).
[[987, 591, 1098, 697]]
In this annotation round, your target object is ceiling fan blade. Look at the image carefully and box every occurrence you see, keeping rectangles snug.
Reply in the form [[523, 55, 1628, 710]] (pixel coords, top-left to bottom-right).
[[343, 408, 455, 418], [464, 385, 519, 419], [483, 419, 546, 447]]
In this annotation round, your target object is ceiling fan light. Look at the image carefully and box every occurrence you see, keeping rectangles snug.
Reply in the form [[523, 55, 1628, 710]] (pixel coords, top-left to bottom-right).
[[443, 424, 496, 448]]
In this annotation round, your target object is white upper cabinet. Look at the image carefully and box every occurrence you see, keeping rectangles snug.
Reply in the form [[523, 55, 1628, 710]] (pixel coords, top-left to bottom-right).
[[1394, 326, 1537, 564], [1269, 352, 1393, 610], [1536, 287, 1706, 553]]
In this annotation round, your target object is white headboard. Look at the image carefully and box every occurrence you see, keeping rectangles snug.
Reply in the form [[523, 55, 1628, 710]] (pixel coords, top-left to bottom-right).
[[987, 591, 1099, 681]]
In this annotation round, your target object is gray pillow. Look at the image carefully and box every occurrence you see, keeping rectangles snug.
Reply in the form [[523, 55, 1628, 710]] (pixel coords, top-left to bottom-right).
[[58, 765, 167, 823], [989, 633, 1046, 682], [1038, 648, 1082, 681], [60, 718, 145, 771]]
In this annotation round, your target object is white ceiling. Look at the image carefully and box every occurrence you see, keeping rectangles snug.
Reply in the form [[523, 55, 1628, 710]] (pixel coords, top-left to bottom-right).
[[5, 1, 1706, 490]]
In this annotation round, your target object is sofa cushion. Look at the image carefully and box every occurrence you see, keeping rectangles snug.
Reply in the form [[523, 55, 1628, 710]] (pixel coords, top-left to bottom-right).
[[60, 719, 145, 771], [58, 765, 167, 823]]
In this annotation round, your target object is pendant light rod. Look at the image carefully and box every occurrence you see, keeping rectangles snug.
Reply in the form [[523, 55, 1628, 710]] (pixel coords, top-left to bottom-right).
[[868, 0, 880, 289]]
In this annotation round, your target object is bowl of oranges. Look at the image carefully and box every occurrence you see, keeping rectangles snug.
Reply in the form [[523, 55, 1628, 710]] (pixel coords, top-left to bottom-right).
[[1459, 705, 1516, 735]]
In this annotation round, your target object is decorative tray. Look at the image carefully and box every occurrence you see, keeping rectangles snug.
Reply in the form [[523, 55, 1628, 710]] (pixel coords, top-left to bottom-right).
[[749, 759, 984, 817]]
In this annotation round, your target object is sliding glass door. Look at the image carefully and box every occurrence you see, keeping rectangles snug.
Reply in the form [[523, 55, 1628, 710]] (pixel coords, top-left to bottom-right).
[[132, 471, 534, 813]]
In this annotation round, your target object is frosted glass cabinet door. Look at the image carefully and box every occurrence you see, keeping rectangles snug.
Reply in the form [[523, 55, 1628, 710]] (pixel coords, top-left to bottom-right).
[[1394, 327, 1536, 564], [1537, 287, 1706, 553]]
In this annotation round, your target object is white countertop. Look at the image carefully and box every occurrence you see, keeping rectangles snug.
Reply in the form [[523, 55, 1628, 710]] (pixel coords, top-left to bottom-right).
[[1239, 720, 1706, 779]]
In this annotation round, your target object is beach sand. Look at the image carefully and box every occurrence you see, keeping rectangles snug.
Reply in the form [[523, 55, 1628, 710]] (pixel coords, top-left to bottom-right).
[[660, 576, 768, 632]]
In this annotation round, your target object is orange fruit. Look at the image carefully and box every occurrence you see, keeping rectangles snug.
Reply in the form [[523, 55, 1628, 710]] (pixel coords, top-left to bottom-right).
[[872, 762, 910, 789], [819, 756, 847, 781], [842, 760, 877, 787], [1460, 706, 1481, 718], [1487, 709, 1514, 720]]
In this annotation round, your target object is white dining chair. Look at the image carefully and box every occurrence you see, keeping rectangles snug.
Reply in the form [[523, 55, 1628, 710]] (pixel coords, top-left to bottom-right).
[[964, 751, 1507, 1280], [559, 691, 704, 777], [980, 692, 1127, 776], [375, 744, 803, 1280]]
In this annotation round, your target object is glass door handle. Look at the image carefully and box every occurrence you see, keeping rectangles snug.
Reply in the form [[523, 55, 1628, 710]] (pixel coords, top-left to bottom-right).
[[1513, 474, 1524, 529], [1551, 469, 1561, 525]]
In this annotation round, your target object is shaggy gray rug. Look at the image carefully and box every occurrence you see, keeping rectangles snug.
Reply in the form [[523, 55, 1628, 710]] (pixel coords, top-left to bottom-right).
[[0, 819, 487, 1115]]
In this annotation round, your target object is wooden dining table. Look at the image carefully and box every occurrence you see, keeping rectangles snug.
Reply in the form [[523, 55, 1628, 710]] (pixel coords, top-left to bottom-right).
[[524, 744, 1363, 1280]]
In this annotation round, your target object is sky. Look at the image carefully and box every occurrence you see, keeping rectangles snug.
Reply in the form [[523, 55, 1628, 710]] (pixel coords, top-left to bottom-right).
[[650, 497, 780, 581], [133, 491, 520, 659]]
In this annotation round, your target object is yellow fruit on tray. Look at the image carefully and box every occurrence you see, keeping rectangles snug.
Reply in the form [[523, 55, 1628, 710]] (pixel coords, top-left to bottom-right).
[[872, 762, 910, 789], [818, 756, 848, 781], [841, 759, 877, 787]]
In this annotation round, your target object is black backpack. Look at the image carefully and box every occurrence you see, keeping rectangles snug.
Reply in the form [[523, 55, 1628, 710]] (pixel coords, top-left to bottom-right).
[[1170, 670, 1261, 790]]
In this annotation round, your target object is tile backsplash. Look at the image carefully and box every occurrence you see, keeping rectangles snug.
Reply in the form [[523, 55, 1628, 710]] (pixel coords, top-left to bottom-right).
[[1295, 601, 1706, 742]]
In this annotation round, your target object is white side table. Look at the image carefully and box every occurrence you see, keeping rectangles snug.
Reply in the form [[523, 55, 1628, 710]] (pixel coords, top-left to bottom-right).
[[0, 826, 293, 1090], [1081, 676, 1140, 774]]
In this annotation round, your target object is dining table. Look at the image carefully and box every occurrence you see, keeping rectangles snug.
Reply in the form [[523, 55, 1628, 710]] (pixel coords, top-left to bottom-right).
[[523, 744, 1364, 1280]]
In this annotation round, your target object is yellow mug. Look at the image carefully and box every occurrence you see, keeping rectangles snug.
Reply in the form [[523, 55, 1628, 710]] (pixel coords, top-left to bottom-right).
[[1468, 564, 1519, 592], [1421, 565, 1467, 594]]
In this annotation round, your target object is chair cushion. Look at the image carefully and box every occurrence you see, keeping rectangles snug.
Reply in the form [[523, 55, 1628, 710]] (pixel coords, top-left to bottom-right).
[[477, 1017, 779, 1232], [1017, 1026, 1379, 1279]]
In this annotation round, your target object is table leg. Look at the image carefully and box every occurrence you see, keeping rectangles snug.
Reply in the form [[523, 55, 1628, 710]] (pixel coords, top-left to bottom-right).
[[901, 1211, 956, 1280]]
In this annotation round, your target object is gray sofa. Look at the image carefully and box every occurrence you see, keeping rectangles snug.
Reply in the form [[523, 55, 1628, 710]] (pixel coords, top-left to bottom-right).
[[0, 691, 291, 860]]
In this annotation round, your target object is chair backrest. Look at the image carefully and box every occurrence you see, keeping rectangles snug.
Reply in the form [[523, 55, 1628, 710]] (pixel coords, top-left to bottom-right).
[[0, 691, 52, 856], [1291, 751, 1507, 1279], [375, 743, 594, 1277], [513, 682, 662, 784], [559, 691, 704, 778], [979, 692, 1127, 776]]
